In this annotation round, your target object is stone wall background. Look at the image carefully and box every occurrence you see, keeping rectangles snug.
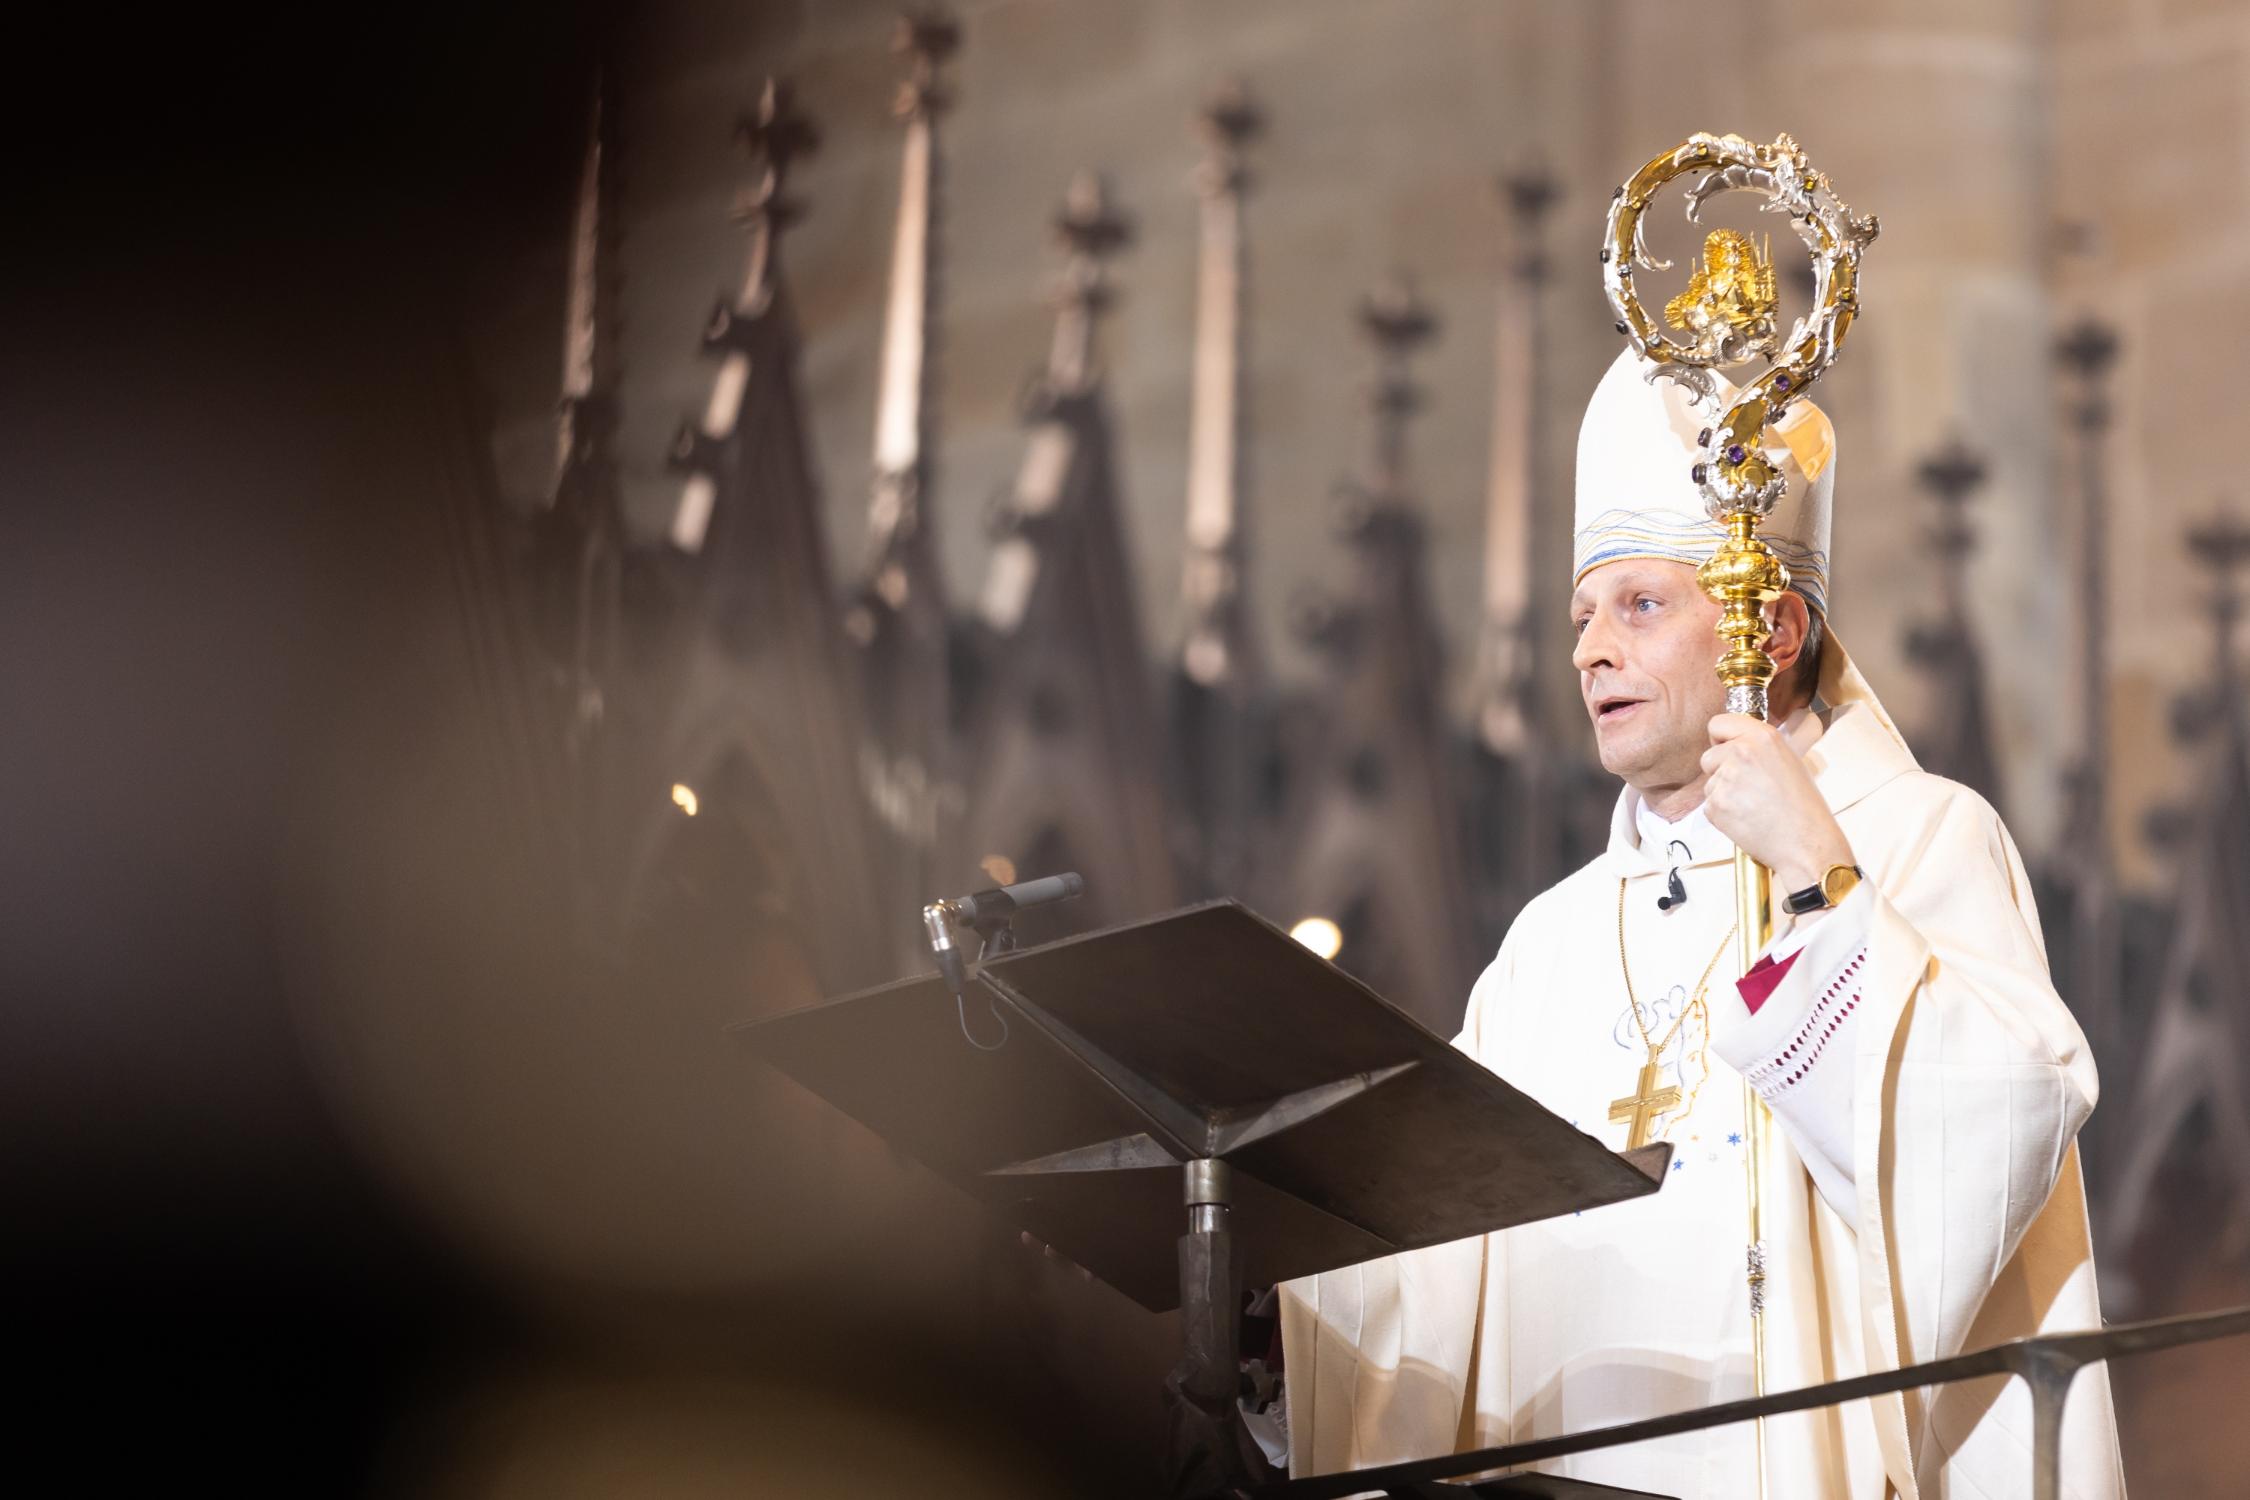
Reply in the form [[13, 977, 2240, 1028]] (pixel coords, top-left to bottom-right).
[[469, 0, 2250, 893], [2055, 0, 2250, 886]]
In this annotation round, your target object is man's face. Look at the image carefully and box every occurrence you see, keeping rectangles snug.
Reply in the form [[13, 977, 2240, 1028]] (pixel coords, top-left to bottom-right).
[[1570, 559, 1727, 797]]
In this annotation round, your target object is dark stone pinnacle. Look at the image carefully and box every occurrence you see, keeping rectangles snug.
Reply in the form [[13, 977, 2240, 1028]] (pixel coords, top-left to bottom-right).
[[2186, 514, 2250, 581], [1916, 440, 1986, 505], [1054, 172, 1134, 262], [2056, 316, 2121, 380], [1501, 169, 1559, 225], [1200, 77, 1264, 148], [739, 78, 820, 175], [894, 8, 962, 65], [1357, 275, 1438, 355]]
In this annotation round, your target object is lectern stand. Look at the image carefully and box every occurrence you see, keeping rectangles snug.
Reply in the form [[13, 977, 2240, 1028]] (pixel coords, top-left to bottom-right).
[[735, 901, 1673, 1495]]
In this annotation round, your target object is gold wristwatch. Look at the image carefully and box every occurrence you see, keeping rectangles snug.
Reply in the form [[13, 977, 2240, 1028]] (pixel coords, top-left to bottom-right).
[[1783, 862, 1863, 915]]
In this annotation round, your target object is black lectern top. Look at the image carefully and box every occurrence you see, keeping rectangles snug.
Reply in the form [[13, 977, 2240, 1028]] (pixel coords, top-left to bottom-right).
[[735, 901, 1667, 1311]]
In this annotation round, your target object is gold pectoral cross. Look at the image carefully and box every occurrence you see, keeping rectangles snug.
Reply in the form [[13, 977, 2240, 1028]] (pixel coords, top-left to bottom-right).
[[1609, 1052, 1681, 1150]]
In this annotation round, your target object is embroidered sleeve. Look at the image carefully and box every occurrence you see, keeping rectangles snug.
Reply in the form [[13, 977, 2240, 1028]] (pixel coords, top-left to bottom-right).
[[1742, 944, 1866, 1099], [1711, 885, 1872, 1220]]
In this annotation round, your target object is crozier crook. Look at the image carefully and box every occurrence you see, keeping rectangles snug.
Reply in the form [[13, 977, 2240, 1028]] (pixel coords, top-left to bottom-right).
[[1600, 128, 1880, 1500]]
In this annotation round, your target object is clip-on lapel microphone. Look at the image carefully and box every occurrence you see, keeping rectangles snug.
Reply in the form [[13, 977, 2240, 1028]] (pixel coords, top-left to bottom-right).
[[1656, 838, 1693, 911]]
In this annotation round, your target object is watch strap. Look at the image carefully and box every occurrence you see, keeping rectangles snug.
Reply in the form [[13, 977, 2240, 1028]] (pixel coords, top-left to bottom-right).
[[1784, 863, 1863, 915]]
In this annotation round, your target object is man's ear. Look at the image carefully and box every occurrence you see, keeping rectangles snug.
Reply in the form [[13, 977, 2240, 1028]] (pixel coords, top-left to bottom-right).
[[1764, 591, 1810, 678]]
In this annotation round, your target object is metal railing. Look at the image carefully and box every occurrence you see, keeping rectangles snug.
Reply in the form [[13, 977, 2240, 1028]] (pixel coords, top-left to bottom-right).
[[1249, 1302, 2250, 1500]]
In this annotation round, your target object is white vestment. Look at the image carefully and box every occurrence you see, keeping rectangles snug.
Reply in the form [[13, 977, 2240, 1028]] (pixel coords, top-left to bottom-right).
[[1280, 654, 2126, 1498]]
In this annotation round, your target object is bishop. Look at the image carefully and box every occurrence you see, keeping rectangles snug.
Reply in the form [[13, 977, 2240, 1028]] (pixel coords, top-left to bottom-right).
[[1280, 324, 2125, 1500]]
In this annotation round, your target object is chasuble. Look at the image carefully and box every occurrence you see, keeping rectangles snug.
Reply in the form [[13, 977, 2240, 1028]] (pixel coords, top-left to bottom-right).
[[1279, 648, 2127, 1499]]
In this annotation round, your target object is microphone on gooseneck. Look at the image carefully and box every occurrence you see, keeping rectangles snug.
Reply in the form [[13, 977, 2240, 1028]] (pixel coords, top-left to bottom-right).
[[923, 871, 1089, 1010], [925, 871, 1088, 1053], [1655, 839, 1693, 911], [947, 872, 1087, 930]]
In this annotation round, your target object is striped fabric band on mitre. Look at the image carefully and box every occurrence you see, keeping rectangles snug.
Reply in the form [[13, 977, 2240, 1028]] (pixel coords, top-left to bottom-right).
[[1572, 507, 1829, 618]]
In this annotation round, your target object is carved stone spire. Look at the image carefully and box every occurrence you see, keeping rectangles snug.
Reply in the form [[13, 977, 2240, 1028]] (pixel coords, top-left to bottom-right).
[[1902, 437, 2003, 804], [1043, 171, 1131, 395], [2142, 512, 2250, 832], [645, 76, 888, 993], [1357, 274, 1437, 500], [844, 12, 963, 952], [1338, 273, 1446, 700], [1178, 81, 1261, 683], [554, 79, 622, 503], [1171, 80, 1268, 899], [1917, 440, 1985, 606], [958, 172, 1176, 941], [666, 74, 828, 580], [2189, 511, 2250, 684], [539, 73, 628, 793], [974, 173, 1135, 641], [1274, 277, 1477, 1032], [1465, 170, 1563, 949], [2050, 315, 2123, 1069], [865, 7, 957, 556], [667, 77, 818, 551], [1473, 169, 1556, 757], [2056, 315, 2120, 872]]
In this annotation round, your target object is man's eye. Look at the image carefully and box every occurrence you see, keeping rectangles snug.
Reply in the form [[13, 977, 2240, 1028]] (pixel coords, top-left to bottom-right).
[[1572, 616, 1591, 636], [1634, 597, 1658, 614]]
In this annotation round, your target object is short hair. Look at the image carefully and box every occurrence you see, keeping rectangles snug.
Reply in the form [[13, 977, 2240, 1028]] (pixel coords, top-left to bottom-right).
[[1778, 603, 1826, 711]]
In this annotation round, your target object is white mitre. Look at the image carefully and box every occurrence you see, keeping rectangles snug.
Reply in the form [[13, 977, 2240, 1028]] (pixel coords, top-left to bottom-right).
[[1573, 348, 1836, 616], [1572, 347, 1907, 748]]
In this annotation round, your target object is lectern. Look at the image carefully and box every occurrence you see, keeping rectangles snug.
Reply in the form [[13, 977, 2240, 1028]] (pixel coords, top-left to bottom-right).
[[735, 900, 1672, 1494]]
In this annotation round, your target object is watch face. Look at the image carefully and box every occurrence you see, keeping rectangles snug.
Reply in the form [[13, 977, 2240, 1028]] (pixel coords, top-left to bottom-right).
[[1822, 865, 1861, 905]]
